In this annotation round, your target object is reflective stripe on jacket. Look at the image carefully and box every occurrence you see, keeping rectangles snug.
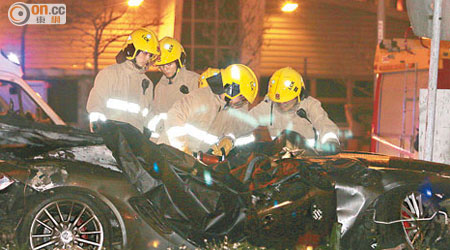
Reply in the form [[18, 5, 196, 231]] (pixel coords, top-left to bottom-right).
[[149, 67, 199, 138], [158, 87, 248, 152], [248, 96, 340, 145], [86, 61, 153, 132]]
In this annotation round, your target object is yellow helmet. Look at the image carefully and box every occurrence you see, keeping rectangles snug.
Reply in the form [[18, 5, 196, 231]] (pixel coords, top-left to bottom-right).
[[221, 64, 258, 104], [198, 68, 221, 88], [268, 67, 305, 103], [123, 28, 160, 60], [155, 37, 186, 67]]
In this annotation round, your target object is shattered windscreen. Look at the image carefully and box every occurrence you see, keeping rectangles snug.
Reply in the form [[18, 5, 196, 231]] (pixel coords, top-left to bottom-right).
[[0, 80, 51, 122], [0, 113, 102, 159]]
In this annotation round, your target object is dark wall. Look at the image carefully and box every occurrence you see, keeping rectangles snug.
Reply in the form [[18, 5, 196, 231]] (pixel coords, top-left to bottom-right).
[[47, 79, 78, 124]]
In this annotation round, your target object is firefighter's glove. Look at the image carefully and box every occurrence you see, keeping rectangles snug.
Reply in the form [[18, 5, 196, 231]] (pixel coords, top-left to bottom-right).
[[211, 136, 234, 157]]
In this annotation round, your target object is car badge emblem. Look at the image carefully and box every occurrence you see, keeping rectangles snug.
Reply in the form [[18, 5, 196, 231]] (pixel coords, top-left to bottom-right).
[[312, 205, 323, 221]]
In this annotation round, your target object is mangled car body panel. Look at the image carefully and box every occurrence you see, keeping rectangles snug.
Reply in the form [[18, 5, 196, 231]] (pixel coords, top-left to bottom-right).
[[0, 114, 196, 249], [1, 115, 449, 249], [97, 122, 450, 249]]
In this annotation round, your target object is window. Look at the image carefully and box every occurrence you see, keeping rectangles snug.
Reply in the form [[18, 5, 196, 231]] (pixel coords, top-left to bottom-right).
[[395, 0, 406, 12], [353, 80, 373, 97], [388, 0, 406, 11], [316, 79, 346, 98], [350, 0, 405, 12], [181, 0, 241, 72], [304, 78, 373, 126], [322, 103, 347, 124], [0, 80, 51, 123]]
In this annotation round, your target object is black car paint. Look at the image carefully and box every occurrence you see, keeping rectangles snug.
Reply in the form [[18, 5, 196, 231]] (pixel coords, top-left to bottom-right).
[[1, 114, 449, 249]]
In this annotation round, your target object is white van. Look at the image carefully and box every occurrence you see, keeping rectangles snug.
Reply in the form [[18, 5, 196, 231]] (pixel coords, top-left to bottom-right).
[[0, 51, 65, 125]]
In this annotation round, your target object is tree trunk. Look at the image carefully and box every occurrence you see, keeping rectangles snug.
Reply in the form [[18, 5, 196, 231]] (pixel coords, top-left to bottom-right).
[[93, 32, 100, 76], [94, 52, 99, 76]]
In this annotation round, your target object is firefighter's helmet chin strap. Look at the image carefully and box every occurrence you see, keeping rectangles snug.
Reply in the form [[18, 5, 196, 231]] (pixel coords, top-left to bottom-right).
[[131, 59, 143, 70], [167, 67, 179, 85], [270, 101, 274, 126], [299, 87, 308, 101], [130, 50, 150, 71], [167, 61, 182, 84], [130, 50, 143, 70], [223, 96, 231, 110], [130, 58, 150, 71]]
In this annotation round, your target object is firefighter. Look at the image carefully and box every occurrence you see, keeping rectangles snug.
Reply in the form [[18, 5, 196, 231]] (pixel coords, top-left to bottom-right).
[[250, 67, 341, 153], [158, 64, 259, 153], [86, 28, 159, 134], [148, 37, 200, 139]]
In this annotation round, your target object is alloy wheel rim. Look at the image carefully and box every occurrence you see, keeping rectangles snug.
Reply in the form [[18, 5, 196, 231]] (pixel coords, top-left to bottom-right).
[[29, 199, 104, 250], [400, 192, 433, 249]]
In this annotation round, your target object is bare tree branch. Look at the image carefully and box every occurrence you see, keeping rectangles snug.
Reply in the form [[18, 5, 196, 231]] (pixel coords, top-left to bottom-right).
[[72, 26, 96, 39], [98, 33, 129, 55], [64, 0, 154, 75]]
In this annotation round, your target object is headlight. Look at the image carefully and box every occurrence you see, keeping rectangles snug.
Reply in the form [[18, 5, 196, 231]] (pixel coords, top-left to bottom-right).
[[0, 50, 20, 65], [7, 52, 20, 65], [0, 173, 14, 191]]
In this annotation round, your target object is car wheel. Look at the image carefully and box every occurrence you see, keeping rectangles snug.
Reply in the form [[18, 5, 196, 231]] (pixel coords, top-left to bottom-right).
[[400, 191, 449, 249], [376, 189, 449, 250], [19, 192, 112, 250]]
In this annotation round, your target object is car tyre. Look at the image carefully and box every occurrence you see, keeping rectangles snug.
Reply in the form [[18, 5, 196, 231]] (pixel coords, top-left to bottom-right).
[[375, 188, 448, 250], [18, 191, 113, 250]]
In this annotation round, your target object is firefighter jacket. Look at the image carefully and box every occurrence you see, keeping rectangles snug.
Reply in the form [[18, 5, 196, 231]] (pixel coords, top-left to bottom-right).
[[158, 87, 249, 153], [148, 67, 199, 139], [86, 60, 153, 132], [247, 96, 340, 147]]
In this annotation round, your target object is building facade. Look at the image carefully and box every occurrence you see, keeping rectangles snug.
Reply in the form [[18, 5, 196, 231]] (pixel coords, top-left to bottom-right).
[[1, 0, 411, 150], [0, 0, 175, 128]]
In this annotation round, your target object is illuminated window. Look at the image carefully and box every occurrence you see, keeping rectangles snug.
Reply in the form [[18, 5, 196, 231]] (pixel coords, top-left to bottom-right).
[[396, 0, 406, 12], [387, 0, 406, 11]]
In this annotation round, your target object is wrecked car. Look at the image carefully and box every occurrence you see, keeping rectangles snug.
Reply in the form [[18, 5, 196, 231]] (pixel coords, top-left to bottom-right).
[[1, 114, 449, 250], [0, 114, 193, 249], [0, 50, 65, 126]]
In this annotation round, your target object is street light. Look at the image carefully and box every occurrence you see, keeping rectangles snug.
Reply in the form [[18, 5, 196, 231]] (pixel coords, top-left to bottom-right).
[[128, 0, 143, 7], [281, 2, 298, 12]]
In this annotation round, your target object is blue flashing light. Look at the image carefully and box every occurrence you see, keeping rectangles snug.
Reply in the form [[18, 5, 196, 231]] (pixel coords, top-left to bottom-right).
[[419, 180, 433, 198], [153, 162, 159, 173], [274, 200, 278, 206], [291, 211, 297, 218]]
